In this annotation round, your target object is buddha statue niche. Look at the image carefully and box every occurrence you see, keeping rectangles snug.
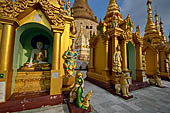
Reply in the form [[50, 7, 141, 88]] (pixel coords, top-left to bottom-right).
[[21, 41, 51, 71]]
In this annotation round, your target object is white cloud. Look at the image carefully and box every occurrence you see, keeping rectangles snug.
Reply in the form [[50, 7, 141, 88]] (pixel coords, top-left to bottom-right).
[[120, 0, 170, 37]]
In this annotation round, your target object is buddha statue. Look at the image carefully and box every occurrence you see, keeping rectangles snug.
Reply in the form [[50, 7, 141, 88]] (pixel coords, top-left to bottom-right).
[[112, 45, 122, 73], [21, 41, 51, 71]]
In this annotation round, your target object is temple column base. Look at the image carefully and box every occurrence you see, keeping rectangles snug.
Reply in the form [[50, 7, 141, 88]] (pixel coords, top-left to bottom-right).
[[136, 70, 148, 82]]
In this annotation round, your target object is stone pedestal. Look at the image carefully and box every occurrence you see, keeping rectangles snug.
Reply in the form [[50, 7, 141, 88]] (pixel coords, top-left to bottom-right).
[[68, 102, 91, 113], [14, 71, 51, 93]]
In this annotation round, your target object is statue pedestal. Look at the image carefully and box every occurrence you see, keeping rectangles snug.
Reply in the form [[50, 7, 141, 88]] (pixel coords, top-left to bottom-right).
[[14, 71, 51, 93], [62, 76, 75, 91], [68, 102, 91, 113]]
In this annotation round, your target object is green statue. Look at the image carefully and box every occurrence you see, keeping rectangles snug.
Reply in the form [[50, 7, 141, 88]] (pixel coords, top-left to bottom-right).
[[69, 71, 92, 110], [63, 44, 78, 77]]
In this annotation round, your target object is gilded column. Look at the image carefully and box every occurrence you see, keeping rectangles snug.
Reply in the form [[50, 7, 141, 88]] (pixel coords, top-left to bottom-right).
[[89, 47, 94, 72], [136, 45, 143, 70], [136, 44, 146, 82], [89, 47, 94, 68], [51, 26, 64, 71], [122, 40, 128, 71], [52, 32, 61, 70], [0, 24, 15, 71], [0, 23, 16, 100], [160, 51, 165, 73], [105, 39, 109, 70], [50, 25, 64, 95]]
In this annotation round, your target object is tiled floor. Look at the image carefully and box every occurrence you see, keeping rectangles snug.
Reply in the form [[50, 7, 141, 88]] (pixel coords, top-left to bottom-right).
[[14, 80, 170, 113], [84, 80, 170, 113]]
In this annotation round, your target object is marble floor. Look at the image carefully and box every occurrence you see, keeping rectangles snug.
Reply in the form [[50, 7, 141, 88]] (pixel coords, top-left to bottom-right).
[[84, 80, 170, 113], [15, 80, 170, 113]]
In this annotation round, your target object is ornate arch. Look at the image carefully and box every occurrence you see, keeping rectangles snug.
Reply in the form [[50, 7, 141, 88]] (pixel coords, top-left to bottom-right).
[[0, 0, 65, 26]]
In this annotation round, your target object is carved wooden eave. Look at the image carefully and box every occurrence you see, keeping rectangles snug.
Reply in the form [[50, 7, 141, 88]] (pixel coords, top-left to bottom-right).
[[0, 0, 67, 27]]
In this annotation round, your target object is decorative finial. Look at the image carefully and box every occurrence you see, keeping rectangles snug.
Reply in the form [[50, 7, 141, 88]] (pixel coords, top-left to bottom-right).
[[160, 17, 163, 25], [155, 9, 159, 32], [136, 25, 141, 36], [147, 0, 151, 5], [160, 17, 165, 36], [144, 0, 156, 36]]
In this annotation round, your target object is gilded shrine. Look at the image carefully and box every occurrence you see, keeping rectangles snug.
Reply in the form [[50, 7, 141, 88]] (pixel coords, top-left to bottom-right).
[[87, 0, 149, 97], [0, 0, 76, 102]]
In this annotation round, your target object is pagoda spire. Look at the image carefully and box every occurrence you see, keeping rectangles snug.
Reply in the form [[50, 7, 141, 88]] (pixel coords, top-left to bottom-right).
[[144, 0, 156, 35], [104, 0, 123, 29], [160, 18, 165, 36], [155, 10, 159, 33], [159, 18, 167, 42]]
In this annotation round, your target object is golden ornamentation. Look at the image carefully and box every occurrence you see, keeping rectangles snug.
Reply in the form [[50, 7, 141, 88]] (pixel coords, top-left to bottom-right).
[[14, 71, 51, 93], [112, 45, 122, 73], [0, 0, 65, 26]]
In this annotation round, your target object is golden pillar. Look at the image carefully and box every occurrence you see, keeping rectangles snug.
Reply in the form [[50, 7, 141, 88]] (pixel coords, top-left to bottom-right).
[[160, 51, 165, 73], [136, 44, 146, 82], [0, 24, 16, 100], [50, 25, 64, 95], [104, 39, 109, 70], [52, 32, 62, 71], [122, 40, 128, 71], [136, 45, 143, 70], [89, 47, 94, 72]]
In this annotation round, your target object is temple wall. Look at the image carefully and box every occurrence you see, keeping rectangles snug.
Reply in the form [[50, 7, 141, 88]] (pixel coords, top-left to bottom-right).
[[94, 37, 105, 74]]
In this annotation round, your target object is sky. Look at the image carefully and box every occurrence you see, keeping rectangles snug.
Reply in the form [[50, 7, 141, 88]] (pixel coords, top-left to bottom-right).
[[70, 0, 170, 38]]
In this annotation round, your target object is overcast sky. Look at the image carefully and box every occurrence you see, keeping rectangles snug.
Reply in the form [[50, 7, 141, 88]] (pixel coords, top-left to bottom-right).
[[70, 0, 170, 38]]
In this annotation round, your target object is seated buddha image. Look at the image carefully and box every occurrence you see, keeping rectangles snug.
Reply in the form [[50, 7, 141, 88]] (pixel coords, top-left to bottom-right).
[[21, 41, 51, 71]]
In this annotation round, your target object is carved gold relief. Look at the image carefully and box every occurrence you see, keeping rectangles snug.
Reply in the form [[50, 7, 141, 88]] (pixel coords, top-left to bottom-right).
[[14, 71, 51, 93], [0, 0, 65, 26]]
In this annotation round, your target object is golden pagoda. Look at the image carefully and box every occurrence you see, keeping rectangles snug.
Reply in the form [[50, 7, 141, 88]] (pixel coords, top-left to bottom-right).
[[143, 0, 170, 81], [87, 0, 148, 95], [0, 0, 76, 103]]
